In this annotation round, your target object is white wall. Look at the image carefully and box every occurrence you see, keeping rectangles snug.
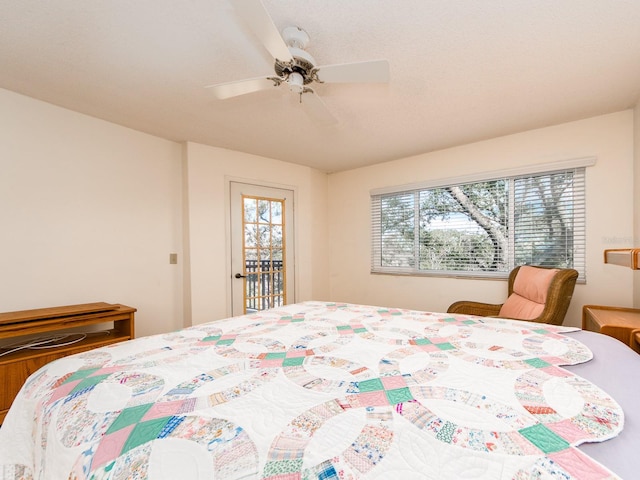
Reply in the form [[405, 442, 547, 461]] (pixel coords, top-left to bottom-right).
[[634, 102, 640, 307], [327, 111, 635, 328], [1, 85, 634, 332], [0, 88, 184, 337], [0, 88, 330, 335], [183, 142, 329, 325]]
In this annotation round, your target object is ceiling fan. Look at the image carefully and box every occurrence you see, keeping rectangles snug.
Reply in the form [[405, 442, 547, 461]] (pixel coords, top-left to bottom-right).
[[206, 0, 390, 124]]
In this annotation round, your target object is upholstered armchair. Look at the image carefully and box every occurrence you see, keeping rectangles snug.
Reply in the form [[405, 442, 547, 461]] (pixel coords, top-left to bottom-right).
[[447, 265, 579, 326]]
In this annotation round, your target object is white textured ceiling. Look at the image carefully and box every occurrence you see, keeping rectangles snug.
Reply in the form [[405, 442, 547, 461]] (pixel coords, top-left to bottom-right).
[[2, 0, 640, 173]]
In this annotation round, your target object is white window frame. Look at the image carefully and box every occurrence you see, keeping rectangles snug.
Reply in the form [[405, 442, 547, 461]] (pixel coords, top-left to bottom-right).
[[371, 157, 595, 281]]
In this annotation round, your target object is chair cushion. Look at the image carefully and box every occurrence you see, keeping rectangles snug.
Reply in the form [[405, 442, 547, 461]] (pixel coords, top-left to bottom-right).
[[498, 266, 559, 320]]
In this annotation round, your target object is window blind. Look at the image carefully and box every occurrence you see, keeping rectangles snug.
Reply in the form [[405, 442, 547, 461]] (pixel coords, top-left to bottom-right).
[[371, 166, 587, 280]]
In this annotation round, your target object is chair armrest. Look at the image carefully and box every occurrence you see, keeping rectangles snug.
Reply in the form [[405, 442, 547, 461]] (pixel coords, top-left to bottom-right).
[[447, 301, 502, 317]]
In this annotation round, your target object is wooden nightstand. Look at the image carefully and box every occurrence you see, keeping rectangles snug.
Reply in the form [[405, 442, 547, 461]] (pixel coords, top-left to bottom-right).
[[582, 304, 640, 349]]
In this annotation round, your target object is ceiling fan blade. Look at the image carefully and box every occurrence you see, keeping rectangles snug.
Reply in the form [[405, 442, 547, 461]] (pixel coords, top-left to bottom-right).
[[315, 59, 390, 83], [232, 0, 293, 63], [298, 89, 338, 126], [205, 76, 278, 99]]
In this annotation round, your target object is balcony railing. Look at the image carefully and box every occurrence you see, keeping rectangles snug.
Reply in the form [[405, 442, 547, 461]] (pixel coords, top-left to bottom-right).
[[244, 259, 284, 311]]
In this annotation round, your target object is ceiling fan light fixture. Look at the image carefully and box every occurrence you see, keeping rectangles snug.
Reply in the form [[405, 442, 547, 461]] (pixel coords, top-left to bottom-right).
[[287, 72, 305, 94]]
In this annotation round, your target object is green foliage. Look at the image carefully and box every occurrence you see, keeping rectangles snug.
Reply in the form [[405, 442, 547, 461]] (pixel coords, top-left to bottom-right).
[[419, 229, 497, 271]]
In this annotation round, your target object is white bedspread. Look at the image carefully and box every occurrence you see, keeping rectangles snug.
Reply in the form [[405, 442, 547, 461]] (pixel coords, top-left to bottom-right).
[[0, 301, 624, 479]]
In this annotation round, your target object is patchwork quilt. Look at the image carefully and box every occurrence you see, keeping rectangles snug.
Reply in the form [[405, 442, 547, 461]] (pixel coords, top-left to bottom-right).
[[0, 301, 624, 479]]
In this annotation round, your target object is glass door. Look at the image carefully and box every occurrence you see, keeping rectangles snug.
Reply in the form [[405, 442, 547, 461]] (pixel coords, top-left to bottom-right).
[[230, 182, 294, 315]]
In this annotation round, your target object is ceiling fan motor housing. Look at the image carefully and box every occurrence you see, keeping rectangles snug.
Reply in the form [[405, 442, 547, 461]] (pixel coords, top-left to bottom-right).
[[274, 27, 318, 86], [274, 51, 317, 86], [281, 26, 310, 49]]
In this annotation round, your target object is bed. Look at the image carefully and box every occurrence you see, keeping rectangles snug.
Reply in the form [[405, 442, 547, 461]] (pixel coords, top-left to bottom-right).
[[0, 301, 637, 479]]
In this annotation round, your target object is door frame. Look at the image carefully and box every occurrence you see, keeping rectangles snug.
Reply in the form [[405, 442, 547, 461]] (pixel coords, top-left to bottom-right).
[[225, 177, 297, 317]]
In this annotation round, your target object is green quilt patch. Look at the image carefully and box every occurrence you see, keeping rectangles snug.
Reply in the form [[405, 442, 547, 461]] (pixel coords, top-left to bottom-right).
[[358, 378, 384, 392], [436, 421, 457, 443], [525, 358, 551, 368], [121, 416, 171, 454], [63, 368, 100, 384], [385, 387, 413, 405], [519, 424, 570, 453], [107, 403, 154, 434], [263, 458, 304, 476], [70, 374, 111, 394], [265, 352, 287, 359], [282, 357, 305, 367]]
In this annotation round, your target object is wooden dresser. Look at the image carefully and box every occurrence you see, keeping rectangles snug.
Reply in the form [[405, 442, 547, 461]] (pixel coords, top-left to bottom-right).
[[0, 302, 135, 424]]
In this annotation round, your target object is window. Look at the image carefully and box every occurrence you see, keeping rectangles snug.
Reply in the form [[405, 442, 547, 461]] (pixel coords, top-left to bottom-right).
[[371, 161, 589, 281]]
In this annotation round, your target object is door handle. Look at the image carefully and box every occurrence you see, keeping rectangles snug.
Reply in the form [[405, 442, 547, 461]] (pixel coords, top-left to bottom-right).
[[235, 273, 247, 279]]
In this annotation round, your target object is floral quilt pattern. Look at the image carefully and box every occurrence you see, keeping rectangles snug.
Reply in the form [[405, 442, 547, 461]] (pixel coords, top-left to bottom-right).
[[0, 302, 623, 479]]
